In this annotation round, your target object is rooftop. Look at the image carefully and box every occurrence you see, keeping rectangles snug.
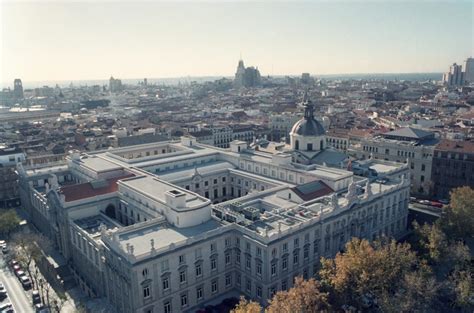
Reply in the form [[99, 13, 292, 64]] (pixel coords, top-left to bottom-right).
[[119, 175, 209, 208], [291, 180, 334, 201], [78, 156, 123, 173], [382, 127, 434, 141], [117, 219, 222, 256], [435, 139, 474, 154]]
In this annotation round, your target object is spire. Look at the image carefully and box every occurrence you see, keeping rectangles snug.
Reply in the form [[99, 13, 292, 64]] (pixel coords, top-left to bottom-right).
[[302, 91, 314, 119]]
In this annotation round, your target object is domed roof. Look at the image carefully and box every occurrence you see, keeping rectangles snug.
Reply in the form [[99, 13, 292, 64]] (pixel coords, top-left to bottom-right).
[[290, 94, 325, 136], [291, 118, 325, 136]]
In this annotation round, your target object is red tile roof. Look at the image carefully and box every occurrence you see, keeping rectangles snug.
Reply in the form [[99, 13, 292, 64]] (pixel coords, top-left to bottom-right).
[[435, 139, 474, 154], [59, 173, 134, 202]]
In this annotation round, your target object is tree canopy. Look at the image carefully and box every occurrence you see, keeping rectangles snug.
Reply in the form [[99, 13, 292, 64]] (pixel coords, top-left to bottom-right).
[[442, 186, 474, 237], [0, 209, 21, 237]]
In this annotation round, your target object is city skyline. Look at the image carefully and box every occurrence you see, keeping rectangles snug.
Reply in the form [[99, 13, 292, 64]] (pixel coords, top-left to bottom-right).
[[1, 1, 473, 84]]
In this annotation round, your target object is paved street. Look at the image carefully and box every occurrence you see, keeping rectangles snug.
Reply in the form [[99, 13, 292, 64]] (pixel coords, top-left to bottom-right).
[[0, 257, 34, 313]]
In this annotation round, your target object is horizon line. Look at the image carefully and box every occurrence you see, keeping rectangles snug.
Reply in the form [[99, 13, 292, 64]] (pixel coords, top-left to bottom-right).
[[1, 71, 444, 86]]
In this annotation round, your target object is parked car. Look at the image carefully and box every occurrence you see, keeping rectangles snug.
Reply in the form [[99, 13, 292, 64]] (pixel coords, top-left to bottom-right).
[[0, 282, 7, 299], [430, 201, 443, 208], [35, 304, 50, 313], [32, 290, 41, 304], [438, 199, 449, 205], [15, 270, 25, 279], [19, 276, 32, 290], [9, 260, 18, 268], [0, 302, 13, 312]]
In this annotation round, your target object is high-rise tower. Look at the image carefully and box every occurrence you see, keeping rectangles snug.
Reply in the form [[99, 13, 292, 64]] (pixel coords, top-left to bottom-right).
[[13, 79, 24, 99], [463, 57, 474, 84]]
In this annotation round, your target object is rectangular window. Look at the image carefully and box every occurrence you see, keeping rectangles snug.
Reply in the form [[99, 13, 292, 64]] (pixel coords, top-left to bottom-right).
[[246, 279, 251, 292], [195, 248, 202, 260], [143, 286, 150, 299], [181, 294, 187, 307], [162, 278, 169, 291], [195, 264, 202, 277], [246, 256, 251, 270], [282, 257, 288, 271], [211, 280, 218, 293], [257, 286, 262, 298], [271, 263, 277, 276], [161, 260, 169, 272], [196, 287, 203, 300], [179, 255, 185, 264], [164, 301, 171, 313], [225, 274, 232, 287], [179, 270, 186, 283], [256, 262, 262, 276], [225, 252, 231, 265], [211, 258, 217, 270]]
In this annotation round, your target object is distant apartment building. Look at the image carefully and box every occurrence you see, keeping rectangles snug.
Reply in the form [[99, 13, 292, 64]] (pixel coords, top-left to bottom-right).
[[349, 127, 437, 196], [109, 76, 123, 93], [325, 129, 350, 152], [463, 57, 474, 84], [0, 146, 26, 208], [193, 126, 254, 148], [431, 140, 474, 199], [442, 63, 464, 86]]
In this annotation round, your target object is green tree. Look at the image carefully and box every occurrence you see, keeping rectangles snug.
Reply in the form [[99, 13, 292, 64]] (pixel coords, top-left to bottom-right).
[[442, 186, 474, 237], [266, 277, 330, 313], [0, 209, 21, 237]]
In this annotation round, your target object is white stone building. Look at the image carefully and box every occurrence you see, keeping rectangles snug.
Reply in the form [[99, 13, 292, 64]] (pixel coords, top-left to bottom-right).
[[18, 99, 410, 313]]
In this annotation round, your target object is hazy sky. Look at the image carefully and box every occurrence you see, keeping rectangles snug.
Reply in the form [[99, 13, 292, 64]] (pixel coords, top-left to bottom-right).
[[1, 0, 473, 84]]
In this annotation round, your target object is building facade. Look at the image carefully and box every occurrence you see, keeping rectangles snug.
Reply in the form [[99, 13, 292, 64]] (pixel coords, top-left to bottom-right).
[[431, 139, 474, 199], [348, 127, 437, 196]]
